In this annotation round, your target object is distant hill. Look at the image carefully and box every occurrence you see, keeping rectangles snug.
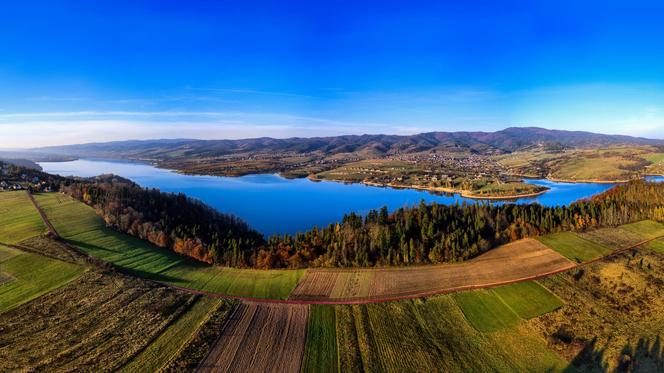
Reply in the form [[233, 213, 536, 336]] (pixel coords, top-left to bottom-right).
[[28, 127, 664, 160], [0, 157, 42, 170]]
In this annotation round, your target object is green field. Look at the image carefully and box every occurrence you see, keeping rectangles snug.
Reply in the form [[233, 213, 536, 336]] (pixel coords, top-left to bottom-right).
[[0, 191, 45, 243], [120, 297, 220, 372], [579, 226, 652, 249], [492, 281, 563, 319], [619, 220, 664, 239], [646, 238, 664, 254], [302, 305, 338, 373], [0, 245, 84, 313], [538, 232, 612, 262], [34, 193, 304, 299], [452, 290, 521, 332], [335, 297, 567, 372]]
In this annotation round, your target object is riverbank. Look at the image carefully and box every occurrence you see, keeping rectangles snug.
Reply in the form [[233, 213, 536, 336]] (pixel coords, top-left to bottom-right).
[[313, 178, 550, 200]]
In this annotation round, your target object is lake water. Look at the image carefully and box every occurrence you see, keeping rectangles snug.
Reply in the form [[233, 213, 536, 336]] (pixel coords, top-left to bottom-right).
[[39, 159, 663, 236]]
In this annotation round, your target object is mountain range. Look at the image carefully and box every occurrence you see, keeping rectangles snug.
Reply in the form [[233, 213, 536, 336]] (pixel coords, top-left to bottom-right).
[[28, 127, 664, 160]]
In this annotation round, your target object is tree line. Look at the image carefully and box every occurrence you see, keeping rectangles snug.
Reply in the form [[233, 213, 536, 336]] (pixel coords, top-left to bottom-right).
[[62, 175, 264, 264], [256, 180, 664, 268], [59, 175, 664, 269]]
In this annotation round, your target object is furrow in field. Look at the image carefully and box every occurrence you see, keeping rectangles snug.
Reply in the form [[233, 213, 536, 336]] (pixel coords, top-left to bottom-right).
[[197, 302, 309, 373], [289, 239, 574, 302]]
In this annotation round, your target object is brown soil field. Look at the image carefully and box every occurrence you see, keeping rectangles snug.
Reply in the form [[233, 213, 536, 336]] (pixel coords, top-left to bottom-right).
[[197, 302, 309, 373], [289, 239, 575, 302], [0, 271, 194, 372]]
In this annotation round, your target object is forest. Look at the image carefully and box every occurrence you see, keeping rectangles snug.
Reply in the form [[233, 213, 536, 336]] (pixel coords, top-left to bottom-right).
[[60, 174, 664, 269]]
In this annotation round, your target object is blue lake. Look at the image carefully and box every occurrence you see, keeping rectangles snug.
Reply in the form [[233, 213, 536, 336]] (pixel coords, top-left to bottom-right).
[[39, 159, 663, 236]]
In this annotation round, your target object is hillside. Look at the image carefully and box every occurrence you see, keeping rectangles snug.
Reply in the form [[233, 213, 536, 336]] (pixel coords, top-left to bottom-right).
[[29, 127, 664, 159]]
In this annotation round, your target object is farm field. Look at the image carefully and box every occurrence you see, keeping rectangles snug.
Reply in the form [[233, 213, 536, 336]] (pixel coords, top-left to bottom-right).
[[290, 239, 575, 301], [120, 296, 222, 373], [453, 290, 520, 332], [0, 191, 45, 243], [492, 280, 563, 319], [537, 232, 612, 262], [198, 302, 309, 373], [453, 280, 563, 332], [0, 244, 83, 314], [302, 305, 338, 373], [335, 297, 568, 372], [34, 193, 304, 299], [578, 226, 653, 249], [0, 271, 195, 371]]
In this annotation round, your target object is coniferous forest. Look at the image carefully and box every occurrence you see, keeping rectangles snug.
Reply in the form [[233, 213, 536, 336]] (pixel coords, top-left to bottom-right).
[[61, 175, 664, 269]]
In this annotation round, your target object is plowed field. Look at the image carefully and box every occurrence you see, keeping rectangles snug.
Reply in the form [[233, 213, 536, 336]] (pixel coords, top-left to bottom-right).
[[197, 302, 309, 373], [289, 239, 575, 302]]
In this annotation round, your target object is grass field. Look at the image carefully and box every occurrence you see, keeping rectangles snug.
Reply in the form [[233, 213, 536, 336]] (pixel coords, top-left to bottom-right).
[[452, 290, 521, 332], [0, 191, 45, 243], [579, 226, 652, 249], [335, 297, 568, 372], [120, 296, 221, 372], [537, 232, 612, 262], [0, 245, 83, 314], [34, 193, 304, 299], [619, 220, 664, 239], [302, 305, 338, 373], [492, 281, 563, 319], [647, 238, 664, 254], [0, 271, 194, 371]]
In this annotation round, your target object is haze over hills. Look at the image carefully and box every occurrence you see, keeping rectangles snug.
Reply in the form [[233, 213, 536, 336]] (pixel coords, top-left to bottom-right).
[[27, 127, 664, 160]]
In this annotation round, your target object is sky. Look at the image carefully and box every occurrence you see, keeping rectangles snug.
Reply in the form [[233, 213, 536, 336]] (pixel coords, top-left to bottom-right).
[[1, 0, 664, 148]]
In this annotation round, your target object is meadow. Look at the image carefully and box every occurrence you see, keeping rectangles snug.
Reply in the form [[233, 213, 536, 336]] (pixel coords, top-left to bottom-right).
[[0, 244, 83, 314], [537, 232, 612, 262], [534, 249, 664, 371], [0, 191, 45, 243]]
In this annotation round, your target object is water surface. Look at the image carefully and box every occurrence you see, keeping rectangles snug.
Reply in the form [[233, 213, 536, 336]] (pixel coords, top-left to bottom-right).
[[39, 159, 652, 236]]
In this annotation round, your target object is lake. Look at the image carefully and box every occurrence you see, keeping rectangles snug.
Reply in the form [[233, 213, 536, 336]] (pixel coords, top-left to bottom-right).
[[39, 159, 663, 236]]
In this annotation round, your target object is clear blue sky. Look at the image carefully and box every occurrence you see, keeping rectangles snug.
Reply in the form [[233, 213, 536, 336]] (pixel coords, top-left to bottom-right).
[[1, 1, 663, 147]]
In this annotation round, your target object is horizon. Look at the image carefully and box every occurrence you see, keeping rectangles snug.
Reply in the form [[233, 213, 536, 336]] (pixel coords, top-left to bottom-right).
[[2, 1, 664, 147], [1, 125, 662, 151]]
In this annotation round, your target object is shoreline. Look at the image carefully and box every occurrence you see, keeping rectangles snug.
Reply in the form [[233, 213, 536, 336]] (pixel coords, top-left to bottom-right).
[[312, 177, 550, 200]]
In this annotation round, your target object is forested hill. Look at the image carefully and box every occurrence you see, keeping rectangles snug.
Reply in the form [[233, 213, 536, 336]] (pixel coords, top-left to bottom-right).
[[30, 127, 664, 160]]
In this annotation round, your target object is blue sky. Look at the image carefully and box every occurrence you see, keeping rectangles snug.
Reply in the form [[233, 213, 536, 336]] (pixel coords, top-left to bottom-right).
[[1, 1, 664, 147]]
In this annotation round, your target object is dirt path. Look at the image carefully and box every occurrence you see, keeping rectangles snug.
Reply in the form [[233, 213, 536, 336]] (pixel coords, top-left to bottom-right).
[[25, 191, 59, 239], [196, 302, 309, 373]]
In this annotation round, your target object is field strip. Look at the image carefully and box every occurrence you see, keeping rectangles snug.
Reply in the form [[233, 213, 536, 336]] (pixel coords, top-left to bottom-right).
[[27, 194, 664, 305], [196, 302, 309, 373]]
